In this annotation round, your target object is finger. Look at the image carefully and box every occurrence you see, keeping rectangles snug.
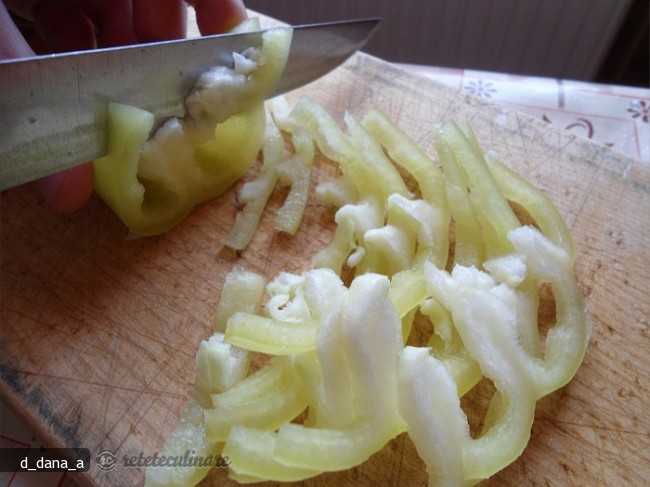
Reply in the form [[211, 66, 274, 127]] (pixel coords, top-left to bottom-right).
[[187, 0, 247, 35], [76, 0, 138, 47], [36, 163, 95, 213], [133, 0, 187, 42], [32, 0, 97, 51], [0, 2, 36, 58]]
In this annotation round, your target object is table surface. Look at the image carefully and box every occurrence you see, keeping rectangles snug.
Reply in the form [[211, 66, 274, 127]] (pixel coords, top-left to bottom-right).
[[1, 60, 648, 487]]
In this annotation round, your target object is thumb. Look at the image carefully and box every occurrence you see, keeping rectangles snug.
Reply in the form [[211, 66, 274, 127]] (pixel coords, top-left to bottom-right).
[[186, 0, 247, 35]]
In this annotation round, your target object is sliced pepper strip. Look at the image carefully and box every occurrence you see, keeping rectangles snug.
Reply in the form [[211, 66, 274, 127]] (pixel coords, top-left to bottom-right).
[[225, 312, 318, 354], [422, 262, 538, 482], [205, 357, 308, 442], [224, 426, 322, 483]]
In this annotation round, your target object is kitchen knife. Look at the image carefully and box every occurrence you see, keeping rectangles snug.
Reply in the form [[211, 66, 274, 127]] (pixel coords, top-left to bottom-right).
[[0, 18, 380, 191]]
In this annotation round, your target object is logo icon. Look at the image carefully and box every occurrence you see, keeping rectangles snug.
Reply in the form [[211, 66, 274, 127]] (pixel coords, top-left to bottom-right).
[[95, 450, 117, 471]]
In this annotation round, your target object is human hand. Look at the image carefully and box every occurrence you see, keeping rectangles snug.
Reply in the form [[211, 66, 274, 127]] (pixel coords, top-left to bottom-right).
[[1, 0, 247, 212]]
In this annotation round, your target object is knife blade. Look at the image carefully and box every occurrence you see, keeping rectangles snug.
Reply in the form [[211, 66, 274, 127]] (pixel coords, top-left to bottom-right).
[[0, 18, 380, 191]]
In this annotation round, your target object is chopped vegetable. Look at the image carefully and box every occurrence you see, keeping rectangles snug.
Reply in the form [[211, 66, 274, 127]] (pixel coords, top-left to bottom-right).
[[222, 110, 286, 250], [93, 23, 293, 236], [145, 266, 265, 487], [146, 96, 590, 486], [143, 396, 221, 487], [205, 357, 309, 442], [225, 313, 319, 354], [222, 103, 315, 250], [143, 332, 245, 487], [223, 426, 321, 483], [193, 332, 251, 408], [213, 267, 266, 334]]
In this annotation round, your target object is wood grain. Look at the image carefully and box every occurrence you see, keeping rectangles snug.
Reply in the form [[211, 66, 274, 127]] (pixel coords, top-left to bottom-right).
[[1, 40, 649, 487]]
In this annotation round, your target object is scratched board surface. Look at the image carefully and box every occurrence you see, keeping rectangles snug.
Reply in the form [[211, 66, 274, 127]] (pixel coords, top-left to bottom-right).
[[1, 25, 649, 487]]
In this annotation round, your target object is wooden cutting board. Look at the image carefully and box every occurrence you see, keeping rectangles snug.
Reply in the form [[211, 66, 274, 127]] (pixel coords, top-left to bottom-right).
[[1, 22, 649, 487]]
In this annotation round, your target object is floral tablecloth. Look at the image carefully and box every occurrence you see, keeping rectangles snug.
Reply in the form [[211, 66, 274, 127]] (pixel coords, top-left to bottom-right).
[[402, 64, 650, 164], [1, 66, 648, 487]]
